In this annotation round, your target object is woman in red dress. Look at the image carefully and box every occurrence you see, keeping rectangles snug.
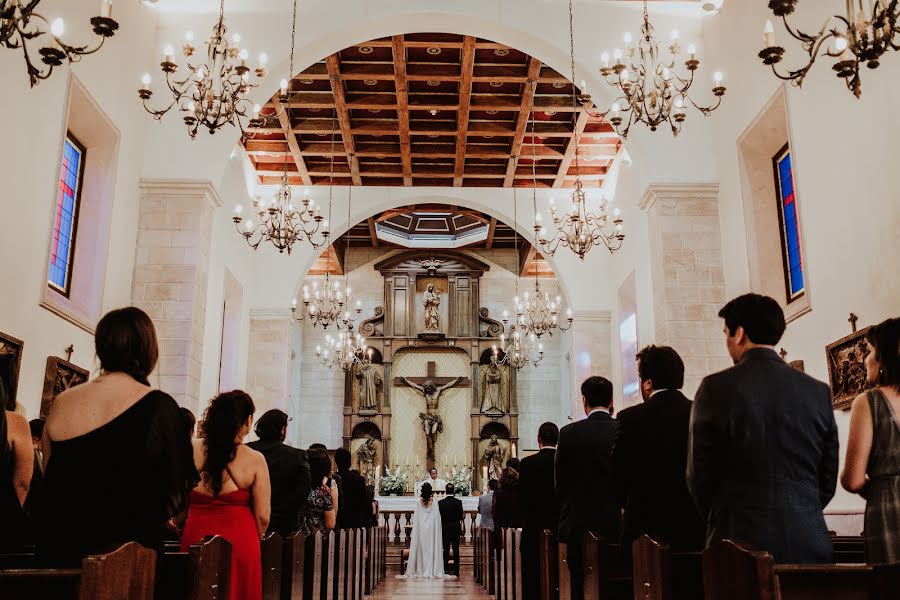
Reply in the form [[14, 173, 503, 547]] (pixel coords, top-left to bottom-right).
[[181, 391, 271, 600]]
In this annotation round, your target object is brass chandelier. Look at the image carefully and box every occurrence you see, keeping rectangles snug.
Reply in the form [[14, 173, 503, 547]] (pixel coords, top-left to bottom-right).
[[138, 0, 268, 139], [495, 189, 544, 371], [586, 0, 726, 137], [2, 0, 118, 87], [759, 0, 900, 98]]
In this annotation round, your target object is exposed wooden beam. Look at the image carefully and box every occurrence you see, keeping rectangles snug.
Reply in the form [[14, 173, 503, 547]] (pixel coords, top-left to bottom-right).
[[325, 54, 363, 186], [553, 108, 592, 188], [504, 58, 543, 187], [485, 217, 498, 249], [330, 244, 346, 275], [367, 217, 380, 248], [454, 36, 476, 187], [392, 35, 413, 186], [519, 244, 537, 277], [276, 108, 312, 186]]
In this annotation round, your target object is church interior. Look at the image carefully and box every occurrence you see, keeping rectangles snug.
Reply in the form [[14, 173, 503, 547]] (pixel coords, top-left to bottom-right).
[[1, 0, 899, 598]]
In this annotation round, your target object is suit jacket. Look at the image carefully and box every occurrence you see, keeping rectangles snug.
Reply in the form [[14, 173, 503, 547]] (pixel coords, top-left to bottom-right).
[[612, 390, 704, 551], [519, 448, 559, 536], [439, 495, 464, 538], [336, 468, 368, 529], [477, 492, 495, 531], [555, 410, 620, 543], [687, 347, 839, 563], [492, 480, 524, 529], [246, 440, 311, 536]]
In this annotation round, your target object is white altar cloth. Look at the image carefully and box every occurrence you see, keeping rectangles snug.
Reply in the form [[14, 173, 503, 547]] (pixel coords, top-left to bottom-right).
[[376, 495, 480, 511]]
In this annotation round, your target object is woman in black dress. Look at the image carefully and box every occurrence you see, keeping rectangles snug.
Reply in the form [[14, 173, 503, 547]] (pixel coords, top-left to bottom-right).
[[1, 379, 33, 552], [36, 307, 198, 564]]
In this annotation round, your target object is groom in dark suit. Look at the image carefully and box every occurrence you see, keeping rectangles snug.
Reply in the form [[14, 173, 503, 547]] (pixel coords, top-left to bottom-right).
[[438, 482, 464, 576], [556, 376, 620, 600]]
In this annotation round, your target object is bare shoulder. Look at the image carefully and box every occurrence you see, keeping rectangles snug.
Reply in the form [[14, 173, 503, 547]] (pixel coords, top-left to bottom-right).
[[237, 443, 266, 467], [6, 411, 28, 434], [850, 391, 872, 415]]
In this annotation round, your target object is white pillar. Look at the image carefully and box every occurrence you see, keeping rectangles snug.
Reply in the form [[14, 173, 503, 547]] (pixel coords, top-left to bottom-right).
[[567, 310, 613, 420]]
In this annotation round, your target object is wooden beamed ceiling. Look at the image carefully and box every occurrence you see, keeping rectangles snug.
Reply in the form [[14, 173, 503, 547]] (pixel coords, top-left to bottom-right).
[[244, 33, 620, 189]]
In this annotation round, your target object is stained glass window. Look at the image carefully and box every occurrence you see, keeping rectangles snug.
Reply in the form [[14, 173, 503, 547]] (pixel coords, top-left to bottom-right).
[[48, 134, 85, 295], [773, 144, 804, 302]]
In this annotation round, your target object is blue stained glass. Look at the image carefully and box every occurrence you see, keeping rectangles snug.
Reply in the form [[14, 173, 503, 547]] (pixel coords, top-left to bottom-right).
[[775, 148, 804, 301], [48, 136, 83, 294]]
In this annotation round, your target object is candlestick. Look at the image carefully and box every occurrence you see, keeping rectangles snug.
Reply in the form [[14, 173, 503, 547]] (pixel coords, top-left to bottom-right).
[[482, 466, 488, 491], [511, 443, 517, 458], [763, 20, 775, 48]]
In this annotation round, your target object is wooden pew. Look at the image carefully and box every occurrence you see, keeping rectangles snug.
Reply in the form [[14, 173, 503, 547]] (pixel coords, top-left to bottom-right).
[[832, 536, 865, 564], [279, 532, 306, 600], [0, 541, 156, 600], [631, 535, 703, 600], [539, 530, 558, 600], [704, 539, 900, 600], [156, 535, 232, 600], [261, 533, 283, 600]]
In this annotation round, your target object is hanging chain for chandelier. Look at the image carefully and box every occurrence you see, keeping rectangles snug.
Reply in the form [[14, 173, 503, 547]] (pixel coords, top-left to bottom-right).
[[317, 185, 371, 371], [494, 188, 544, 371], [759, 0, 900, 98], [579, 0, 726, 138], [535, 32, 625, 261], [233, 20, 331, 256], [137, 0, 271, 139], [2, 0, 118, 87], [509, 103, 574, 338]]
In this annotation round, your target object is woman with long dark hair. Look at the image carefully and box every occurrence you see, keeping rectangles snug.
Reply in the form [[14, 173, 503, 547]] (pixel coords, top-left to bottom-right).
[[298, 447, 338, 536], [181, 390, 270, 600], [38, 307, 197, 564], [842, 317, 900, 563]]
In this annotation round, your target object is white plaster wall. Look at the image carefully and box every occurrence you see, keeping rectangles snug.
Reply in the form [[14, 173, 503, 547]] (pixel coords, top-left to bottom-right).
[[704, 1, 900, 512], [0, 0, 158, 417]]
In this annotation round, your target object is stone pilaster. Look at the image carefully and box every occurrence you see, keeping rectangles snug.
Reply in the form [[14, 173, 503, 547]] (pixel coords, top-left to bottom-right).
[[568, 311, 613, 419], [132, 180, 220, 412], [246, 310, 294, 417], [640, 184, 732, 397]]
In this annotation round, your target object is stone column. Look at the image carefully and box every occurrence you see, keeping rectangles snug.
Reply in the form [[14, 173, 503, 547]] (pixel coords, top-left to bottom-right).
[[568, 311, 613, 420], [132, 180, 220, 412], [640, 184, 732, 397], [246, 310, 293, 416]]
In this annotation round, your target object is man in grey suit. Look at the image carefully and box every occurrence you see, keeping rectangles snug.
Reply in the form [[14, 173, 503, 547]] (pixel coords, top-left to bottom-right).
[[688, 293, 838, 563]]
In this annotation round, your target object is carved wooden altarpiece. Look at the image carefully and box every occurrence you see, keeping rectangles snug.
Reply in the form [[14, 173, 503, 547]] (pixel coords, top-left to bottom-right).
[[341, 250, 516, 488]]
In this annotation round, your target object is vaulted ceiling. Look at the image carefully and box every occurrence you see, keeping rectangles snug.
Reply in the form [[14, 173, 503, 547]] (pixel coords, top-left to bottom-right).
[[243, 33, 620, 189]]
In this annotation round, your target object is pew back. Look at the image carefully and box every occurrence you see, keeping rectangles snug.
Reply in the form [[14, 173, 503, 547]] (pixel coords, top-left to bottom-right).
[[261, 533, 283, 600]]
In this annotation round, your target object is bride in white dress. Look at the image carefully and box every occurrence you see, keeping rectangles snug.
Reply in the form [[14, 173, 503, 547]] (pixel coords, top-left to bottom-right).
[[398, 483, 447, 579]]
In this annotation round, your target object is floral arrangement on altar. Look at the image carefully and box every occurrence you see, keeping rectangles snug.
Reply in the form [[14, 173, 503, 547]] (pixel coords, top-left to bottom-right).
[[447, 466, 473, 496], [379, 467, 409, 496]]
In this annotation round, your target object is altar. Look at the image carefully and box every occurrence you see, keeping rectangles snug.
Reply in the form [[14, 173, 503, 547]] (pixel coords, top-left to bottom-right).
[[376, 494, 482, 545], [341, 250, 520, 494], [376, 495, 481, 512]]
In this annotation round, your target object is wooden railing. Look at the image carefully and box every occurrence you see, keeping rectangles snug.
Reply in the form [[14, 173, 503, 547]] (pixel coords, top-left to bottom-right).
[[379, 509, 481, 544]]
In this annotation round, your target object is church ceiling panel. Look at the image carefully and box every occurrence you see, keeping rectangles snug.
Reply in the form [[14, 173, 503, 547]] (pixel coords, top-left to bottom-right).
[[243, 33, 620, 188]]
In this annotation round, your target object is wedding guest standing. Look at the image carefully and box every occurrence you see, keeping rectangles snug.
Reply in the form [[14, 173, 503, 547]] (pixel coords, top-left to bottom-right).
[[519, 422, 560, 600], [688, 294, 838, 563], [247, 409, 310, 536], [299, 448, 339, 536], [335, 447, 367, 529], [182, 390, 270, 600], [478, 479, 497, 532], [612, 346, 704, 552], [38, 307, 197, 564], [555, 376, 619, 600], [439, 483, 464, 576], [493, 467, 523, 530], [1, 381, 32, 552], [841, 317, 900, 563]]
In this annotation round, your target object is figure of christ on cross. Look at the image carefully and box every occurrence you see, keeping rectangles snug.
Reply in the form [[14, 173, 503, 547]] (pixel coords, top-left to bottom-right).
[[395, 361, 470, 464]]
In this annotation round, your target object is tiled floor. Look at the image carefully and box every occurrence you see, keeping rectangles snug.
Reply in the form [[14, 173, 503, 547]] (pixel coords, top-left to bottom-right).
[[368, 572, 492, 599]]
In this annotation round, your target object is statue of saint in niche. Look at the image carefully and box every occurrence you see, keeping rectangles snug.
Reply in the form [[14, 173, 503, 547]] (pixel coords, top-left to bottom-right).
[[355, 362, 383, 412], [423, 284, 441, 332], [356, 435, 378, 484], [480, 361, 506, 414], [483, 434, 506, 482]]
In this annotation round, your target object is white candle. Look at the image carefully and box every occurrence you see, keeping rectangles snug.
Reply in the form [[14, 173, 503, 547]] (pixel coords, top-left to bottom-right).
[[511, 443, 517, 458], [99, 0, 112, 19], [764, 21, 776, 48], [482, 466, 488, 490]]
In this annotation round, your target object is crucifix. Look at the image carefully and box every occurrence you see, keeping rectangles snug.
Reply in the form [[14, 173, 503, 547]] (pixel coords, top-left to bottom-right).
[[779, 348, 788, 361], [394, 361, 470, 465], [64, 345, 74, 363], [848, 313, 859, 333]]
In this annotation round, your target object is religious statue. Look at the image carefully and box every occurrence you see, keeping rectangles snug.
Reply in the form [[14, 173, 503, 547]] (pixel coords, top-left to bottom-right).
[[356, 435, 377, 484], [400, 375, 462, 461], [355, 362, 383, 411], [480, 360, 506, 414], [423, 283, 441, 332], [483, 434, 505, 482]]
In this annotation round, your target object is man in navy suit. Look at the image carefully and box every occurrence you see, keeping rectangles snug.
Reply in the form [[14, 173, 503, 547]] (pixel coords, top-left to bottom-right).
[[555, 377, 620, 600], [519, 422, 560, 600], [438, 482, 464, 576], [688, 293, 838, 563]]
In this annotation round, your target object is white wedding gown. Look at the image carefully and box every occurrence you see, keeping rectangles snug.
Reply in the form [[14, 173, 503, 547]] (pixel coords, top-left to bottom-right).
[[399, 499, 446, 579]]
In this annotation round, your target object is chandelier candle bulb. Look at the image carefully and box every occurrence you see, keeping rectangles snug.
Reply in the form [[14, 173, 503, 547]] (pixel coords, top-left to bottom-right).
[[163, 45, 174, 62], [100, 0, 112, 19], [51, 18, 65, 38], [764, 20, 776, 48], [141, 73, 151, 87]]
